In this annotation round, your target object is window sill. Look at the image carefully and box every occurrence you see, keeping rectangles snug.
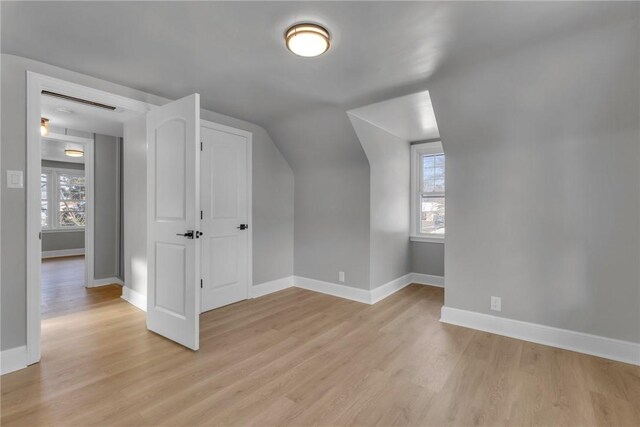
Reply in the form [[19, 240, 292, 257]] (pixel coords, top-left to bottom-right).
[[410, 235, 444, 244], [42, 228, 85, 234]]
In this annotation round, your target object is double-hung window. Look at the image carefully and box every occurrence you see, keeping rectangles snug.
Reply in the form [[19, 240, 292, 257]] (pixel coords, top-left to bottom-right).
[[41, 168, 86, 231], [411, 141, 445, 242]]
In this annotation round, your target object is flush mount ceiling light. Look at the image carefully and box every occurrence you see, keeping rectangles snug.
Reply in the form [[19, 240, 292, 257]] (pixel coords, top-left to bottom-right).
[[40, 117, 49, 136], [285, 23, 330, 57], [64, 149, 84, 158]]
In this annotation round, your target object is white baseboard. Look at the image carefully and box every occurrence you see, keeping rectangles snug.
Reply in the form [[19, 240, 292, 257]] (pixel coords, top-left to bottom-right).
[[42, 248, 85, 258], [88, 277, 124, 288], [371, 273, 414, 304], [440, 306, 640, 366], [121, 286, 147, 312], [410, 272, 444, 287], [294, 276, 371, 304], [1, 345, 28, 375], [251, 276, 293, 298], [291, 273, 444, 305]]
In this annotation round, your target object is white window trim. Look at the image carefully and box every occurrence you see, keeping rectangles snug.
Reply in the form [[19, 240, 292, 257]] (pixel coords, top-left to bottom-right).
[[410, 141, 445, 244], [41, 166, 86, 232]]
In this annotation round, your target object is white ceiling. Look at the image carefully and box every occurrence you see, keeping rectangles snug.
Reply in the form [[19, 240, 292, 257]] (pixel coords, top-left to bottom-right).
[[41, 93, 140, 137], [348, 90, 439, 142], [41, 137, 85, 164], [1, 2, 633, 129]]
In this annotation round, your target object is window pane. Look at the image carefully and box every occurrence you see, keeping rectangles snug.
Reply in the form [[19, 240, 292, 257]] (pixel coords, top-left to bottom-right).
[[58, 174, 85, 201], [59, 201, 86, 227], [57, 173, 86, 228], [41, 201, 48, 227], [422, 155, 435, 169], [40, 173, 48, 199], [420, 196, 445, 235], [41, 173, 49, 227], [421, 154, 445, 195]]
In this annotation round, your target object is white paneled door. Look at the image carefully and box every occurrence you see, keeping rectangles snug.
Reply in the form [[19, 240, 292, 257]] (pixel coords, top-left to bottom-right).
[[146, 94, 200, 350], [200, 125, 249, 313]]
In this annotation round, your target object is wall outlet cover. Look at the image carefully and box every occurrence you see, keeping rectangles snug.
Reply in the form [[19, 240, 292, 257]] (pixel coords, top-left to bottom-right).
[[491, 296, 501, 311], [339, 271, 345, 282]]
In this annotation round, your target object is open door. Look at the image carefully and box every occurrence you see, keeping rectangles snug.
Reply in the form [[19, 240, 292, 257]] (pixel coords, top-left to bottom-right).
[[146, 94, 200, 350]]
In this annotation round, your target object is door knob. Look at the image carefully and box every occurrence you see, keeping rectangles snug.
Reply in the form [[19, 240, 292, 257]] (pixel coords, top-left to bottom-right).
[[176, 230, 194, 239]]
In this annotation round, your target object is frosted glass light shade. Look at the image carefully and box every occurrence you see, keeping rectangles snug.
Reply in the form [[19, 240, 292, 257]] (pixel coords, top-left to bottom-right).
[[285, 23, 330, 57]]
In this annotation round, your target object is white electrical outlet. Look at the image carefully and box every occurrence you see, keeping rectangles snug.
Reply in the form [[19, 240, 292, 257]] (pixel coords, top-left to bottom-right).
[[491, 296, 501, 312], [339, 271, 345, 282]]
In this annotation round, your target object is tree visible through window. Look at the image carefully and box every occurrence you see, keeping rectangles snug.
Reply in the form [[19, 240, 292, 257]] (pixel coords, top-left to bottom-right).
[[41, 168, 86, 229], [420, 153, 445, 234], [41, 173, 50, 227], [58, 173, 86, 227]]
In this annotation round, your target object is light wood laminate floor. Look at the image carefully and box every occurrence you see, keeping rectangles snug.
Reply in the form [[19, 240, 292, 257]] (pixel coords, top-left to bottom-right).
[[2, 282, 639, 426], [41, 255, 122, 319]]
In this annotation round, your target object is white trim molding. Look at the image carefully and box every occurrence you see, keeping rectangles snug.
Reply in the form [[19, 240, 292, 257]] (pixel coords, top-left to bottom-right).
[[251, 276, 293, 298], [1, 346, 28, 375], [121, 287, 147, 312], [440, 306, 640, 366], [42, 248, 85, 258], [410, 235, 444, 244], [294, 276, 372, 304], [88, 277, 124, 288], [410, 273, 445, 287], [371, 273, 414, 304], [291, 273, 443, 305]]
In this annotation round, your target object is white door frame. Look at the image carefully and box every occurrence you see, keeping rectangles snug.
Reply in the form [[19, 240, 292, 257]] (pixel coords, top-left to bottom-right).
[[26, 72, 151, 365], [200, 119, 253, 301], [41, 134, 94, 288]]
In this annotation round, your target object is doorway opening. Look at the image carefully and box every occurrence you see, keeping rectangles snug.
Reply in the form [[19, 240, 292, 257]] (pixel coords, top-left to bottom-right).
[[27, 72, 150, 364]]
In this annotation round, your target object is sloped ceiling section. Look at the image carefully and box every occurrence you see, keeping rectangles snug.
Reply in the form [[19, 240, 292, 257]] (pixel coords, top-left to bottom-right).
[[348, 90, 440, 142]]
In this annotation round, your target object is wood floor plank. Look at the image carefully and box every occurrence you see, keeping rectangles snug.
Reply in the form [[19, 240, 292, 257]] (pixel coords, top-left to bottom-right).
[[2, 257, 639, 426]]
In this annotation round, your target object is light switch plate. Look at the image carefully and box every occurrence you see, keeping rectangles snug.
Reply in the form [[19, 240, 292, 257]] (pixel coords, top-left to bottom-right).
[[7, 170, 24, 188]]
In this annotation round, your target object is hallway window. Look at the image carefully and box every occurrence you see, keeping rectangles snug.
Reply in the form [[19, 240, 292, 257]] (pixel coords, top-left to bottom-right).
[[41, 168, 86, 230], [411, 141, 444, 242]]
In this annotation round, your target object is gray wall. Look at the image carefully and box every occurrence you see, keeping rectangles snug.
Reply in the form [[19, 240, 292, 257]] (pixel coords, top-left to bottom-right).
[[348, 114, 411, 289], [1, 54, 294, 351], [41, 160, 85, 252], [430, 17, 640, 342], [411, 242, 445, 277], [42, 231, 84, 252], [267, 106, 371, 289], [93, 133, 120, 279]]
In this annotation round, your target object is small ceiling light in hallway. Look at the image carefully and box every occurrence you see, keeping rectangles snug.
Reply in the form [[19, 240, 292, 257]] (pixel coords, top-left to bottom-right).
[[285, 23, 330, 57], [40, 117, 49, 136], [64, 149, 84, 158]]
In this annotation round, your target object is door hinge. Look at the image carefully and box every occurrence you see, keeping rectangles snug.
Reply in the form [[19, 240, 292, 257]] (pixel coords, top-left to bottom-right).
[[200, 141, 203, 151], [39, 231, 42, 240], [200, 279, 203, 289], [200, 210, 203, 220]]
